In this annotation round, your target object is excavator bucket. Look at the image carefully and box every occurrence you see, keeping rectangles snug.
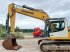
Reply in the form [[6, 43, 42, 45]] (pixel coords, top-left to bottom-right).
[[2, 34, 21, 50]]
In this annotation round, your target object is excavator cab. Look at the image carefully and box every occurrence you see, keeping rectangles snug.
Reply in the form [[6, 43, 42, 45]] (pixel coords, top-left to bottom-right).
[[44, 18, 66, 37], [2, 14, 21, 50]]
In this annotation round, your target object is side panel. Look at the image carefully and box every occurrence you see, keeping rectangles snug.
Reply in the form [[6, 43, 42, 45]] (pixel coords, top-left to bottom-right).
[[50, 31, 60, 37]]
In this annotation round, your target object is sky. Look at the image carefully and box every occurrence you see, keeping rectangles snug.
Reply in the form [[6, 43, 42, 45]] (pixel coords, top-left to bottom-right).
[[0, 0, 70, 29]]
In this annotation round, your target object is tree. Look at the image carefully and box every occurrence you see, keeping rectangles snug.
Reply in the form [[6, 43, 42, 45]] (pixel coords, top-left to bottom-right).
[[15, 27, 20, 32], [0, 24, 6, 39]]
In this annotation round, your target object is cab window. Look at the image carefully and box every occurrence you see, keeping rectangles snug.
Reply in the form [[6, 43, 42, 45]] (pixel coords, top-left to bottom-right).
[[49, 21, 65, 32]]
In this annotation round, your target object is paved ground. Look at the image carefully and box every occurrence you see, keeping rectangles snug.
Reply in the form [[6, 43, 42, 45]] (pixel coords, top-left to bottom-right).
[[0, 35, 41, 52]]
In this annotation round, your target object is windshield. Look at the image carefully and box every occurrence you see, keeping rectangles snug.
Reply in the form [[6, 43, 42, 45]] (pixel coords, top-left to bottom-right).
[[49, 21, 65, 33]]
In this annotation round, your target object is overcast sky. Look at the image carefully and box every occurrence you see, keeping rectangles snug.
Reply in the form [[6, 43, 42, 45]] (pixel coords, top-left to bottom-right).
[[0, 0, 70, 29]]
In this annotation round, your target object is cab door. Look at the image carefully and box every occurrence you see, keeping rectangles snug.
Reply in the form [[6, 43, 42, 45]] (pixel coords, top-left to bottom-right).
[[49, 21, 66, 37]]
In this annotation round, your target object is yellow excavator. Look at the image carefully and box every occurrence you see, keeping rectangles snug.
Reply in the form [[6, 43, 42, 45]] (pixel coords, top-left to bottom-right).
[[2, 3, 70, 52], [2, 3, 49, 50]]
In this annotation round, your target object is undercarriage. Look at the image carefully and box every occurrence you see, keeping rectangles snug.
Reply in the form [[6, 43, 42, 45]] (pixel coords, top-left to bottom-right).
[[39, 39, 70, 52]]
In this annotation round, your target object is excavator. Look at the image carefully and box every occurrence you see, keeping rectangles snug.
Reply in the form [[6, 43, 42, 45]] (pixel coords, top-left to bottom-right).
[[2, 3, 70, 52], [2, 3, 49, 50]]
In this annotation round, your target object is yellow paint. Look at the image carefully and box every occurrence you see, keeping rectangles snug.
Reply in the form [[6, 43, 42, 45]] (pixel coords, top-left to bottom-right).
[[68, 30, 70, 38], [68, 27, 70, 38], [8, 3, 49, 34], [47, 37, 70, 40]]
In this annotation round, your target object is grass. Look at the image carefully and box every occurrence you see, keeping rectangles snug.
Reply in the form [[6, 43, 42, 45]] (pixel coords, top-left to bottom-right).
[[15, 32, 24, 39], [15, 32, 32, 39]]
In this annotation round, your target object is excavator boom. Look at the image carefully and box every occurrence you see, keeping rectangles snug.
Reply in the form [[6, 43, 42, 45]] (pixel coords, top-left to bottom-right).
[[8, 3, 49, 33]]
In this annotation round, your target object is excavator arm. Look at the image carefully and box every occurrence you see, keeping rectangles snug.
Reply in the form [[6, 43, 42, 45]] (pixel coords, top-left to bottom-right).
[[8, 3, 49, 33], [2, 3, 49, 50]]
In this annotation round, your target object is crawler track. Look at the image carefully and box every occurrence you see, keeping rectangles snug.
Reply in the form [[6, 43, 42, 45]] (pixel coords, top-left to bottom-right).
[[40, 40, 70, 52]]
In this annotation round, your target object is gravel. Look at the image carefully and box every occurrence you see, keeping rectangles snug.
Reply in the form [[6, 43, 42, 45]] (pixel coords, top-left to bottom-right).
[[0, 38, 41, 52]]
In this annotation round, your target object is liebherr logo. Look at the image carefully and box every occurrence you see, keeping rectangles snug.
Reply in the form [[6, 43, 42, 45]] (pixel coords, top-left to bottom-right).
[[21, 10, 34, 14]]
